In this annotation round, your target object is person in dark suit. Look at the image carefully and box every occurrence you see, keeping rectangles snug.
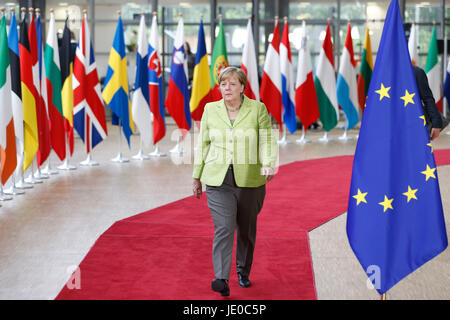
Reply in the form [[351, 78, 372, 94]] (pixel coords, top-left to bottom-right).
[[413, 65, 442, 140]]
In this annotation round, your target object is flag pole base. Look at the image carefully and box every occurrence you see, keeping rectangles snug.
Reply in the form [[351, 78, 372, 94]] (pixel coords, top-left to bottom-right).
[[0, 190, 13, 201], [338, 130, 353, 141], [15, 179, 33, 189], [25, 173, 43, 184], [111, 152, 129, 163], [169, 141, 184, 154], [149, 144, 167, 157], [296, 130, 311, 144], [34, 168, 49, 179], [58, 158, 77, 170], [445, 131, 450, 136], [4, 185, 25, 195], [41, 164, 59, 175], [132, 148, 150, 160], [318, 132, 333, 142], [80, 154, 99, 166]]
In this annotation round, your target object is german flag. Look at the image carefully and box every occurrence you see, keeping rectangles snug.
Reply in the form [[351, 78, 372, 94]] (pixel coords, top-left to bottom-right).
[[60, 18, 74, 155], [19, 14, 38, 171]]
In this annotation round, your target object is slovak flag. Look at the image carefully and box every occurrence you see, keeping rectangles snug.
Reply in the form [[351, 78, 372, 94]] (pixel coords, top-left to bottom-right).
[[148, 13, 166, 145], [241, 18, 259, 101], [165, 16, 191, 132], [260, 19, 282, 128], [280, 19, 297, 134]]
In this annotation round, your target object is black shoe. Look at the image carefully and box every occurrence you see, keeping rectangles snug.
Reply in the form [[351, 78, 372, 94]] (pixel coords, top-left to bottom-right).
[[238, 273, 251, 288], [212, 279, 230, 297]]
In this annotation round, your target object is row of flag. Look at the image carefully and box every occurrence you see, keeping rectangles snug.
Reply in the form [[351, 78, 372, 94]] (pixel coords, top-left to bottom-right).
[[0, 8, 107, 190]]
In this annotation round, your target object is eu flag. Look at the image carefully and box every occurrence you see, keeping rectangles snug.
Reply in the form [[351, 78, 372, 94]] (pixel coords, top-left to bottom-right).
[[346, 0, 448, 295]]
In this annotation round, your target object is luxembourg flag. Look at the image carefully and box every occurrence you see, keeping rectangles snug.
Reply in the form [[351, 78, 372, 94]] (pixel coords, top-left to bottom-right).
[[241, 18, 259, 101], [131, 13, 152, 148], [336, 23, 359, 130], [148, 13, 166, 145], [280, 19, 297, 134], [165, 16, 191, 132], [260, 19, 282, 128]]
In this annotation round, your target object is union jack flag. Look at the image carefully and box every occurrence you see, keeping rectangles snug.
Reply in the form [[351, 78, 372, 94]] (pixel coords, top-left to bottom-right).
[[73, 13, 107, 153]]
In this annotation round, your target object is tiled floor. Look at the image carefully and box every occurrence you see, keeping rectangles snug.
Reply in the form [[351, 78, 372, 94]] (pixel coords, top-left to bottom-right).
[[0, 119, 449, 300]]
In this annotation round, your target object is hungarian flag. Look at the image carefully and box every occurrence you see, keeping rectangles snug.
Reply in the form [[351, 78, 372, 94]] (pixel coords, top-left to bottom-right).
[[60, 18, 75, 155], [336, 23, 359, 130], [315, 23, 338, 132], [210, 18, 228, 102], [148, 13, 165, 145], [190, 18, 212, 122], [408, 23, 419, 66], [45, 10, 66, 161], [295, 21, 319, 132], [165, 16, 191, 131], [8, 13, 23, 177], [0, 15, 17, 185], [260, 19, 282, 128], [425, 25, 442, 113], [241, 18, 259, 101], [280, 19, 297, 134], [357, 26, 373, 112], [131, 13, 152, 148], [29, 10, 50, 167], [73, 12, 108, 153], [19, 14, 39, 171], [102, 15, 134, 146]]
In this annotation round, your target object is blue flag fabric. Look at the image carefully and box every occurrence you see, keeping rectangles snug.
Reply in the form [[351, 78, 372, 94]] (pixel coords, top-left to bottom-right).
[[346, 0, 447, 295]]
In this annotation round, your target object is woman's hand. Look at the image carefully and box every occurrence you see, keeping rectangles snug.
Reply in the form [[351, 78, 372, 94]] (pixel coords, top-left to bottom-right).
[[193, 178, 203, 199], [261, 167, 275, 182]]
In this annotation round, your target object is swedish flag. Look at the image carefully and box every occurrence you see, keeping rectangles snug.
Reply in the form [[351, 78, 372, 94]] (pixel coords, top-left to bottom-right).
[[102, 15, 134, 146], [346, 0, 448, 295]]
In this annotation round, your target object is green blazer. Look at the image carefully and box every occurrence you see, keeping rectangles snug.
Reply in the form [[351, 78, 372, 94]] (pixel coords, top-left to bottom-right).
[[193, 96, 278, 187]]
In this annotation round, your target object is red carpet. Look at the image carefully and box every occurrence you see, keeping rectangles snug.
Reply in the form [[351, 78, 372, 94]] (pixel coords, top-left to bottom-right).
[[56, 149, 450, 300]]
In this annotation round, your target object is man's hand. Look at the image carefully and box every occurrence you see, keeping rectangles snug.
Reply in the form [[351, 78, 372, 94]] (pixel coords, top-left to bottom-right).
[[261, 167, 275, 182], [431, 128, 441, 140], [193, 178, 202, 199]]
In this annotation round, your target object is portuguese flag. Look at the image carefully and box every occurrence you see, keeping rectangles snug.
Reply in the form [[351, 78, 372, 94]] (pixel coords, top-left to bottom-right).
[[357, 26, 373, 112], [210, 18, 228, 101]]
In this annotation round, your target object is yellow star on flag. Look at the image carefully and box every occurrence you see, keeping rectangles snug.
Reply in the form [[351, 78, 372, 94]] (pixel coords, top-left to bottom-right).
[[400, 90, 415, 107], [379, 195, 394, 212], [375, 83, 391, 101], [402, 186, 418, 203], [419, 115, 426, 126], [353, 189, 368, 206], [421, 164, 436, 181], [427, 142, 433, 152]]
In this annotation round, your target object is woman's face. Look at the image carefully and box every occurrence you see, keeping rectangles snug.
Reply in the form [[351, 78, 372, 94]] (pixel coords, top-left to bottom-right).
[[219, 75, 244, 103]]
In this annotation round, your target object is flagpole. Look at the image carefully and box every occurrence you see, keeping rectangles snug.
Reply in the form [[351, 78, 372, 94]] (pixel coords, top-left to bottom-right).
[[132, 130, 150, 160], [25, 159, 43, 184], [149, 143, 166, 157], [319, 131, 333, 142], [0, 152, 13, 201], [296, 126, 311, 144], [381, 293, 387, 300], [111, 119, 129, 163], [14, 155, 33, 189], [42, 152, 59, 175], [57, 138, 76, 170]]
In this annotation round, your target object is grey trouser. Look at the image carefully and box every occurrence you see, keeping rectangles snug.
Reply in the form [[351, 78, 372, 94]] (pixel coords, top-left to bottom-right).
[[206, 165, 266, 280]]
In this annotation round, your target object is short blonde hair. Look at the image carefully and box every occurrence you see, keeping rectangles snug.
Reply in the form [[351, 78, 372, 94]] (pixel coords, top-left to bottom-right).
[[218, 66, 247, 91]]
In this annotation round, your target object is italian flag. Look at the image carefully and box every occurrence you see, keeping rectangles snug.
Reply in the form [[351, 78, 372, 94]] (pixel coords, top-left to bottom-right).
[[425, 26, 443, 113], [210, 17, 228, 101], [0, 15, 17, 184], [357, 26, 373, 112], [314, 23, 338, 132]]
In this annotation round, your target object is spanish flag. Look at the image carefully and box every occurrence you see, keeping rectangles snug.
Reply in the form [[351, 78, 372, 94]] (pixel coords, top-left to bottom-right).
[[19, 14, 38, 171], [210, 17, 228, 101], [190, 19, 211, 122], [357, 26, 373, 112], [102, 15, 134, 146]]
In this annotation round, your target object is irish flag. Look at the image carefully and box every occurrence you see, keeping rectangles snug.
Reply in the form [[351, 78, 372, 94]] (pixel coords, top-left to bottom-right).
[[425, 25, 442, 113], [210, 17, 228, 101], [295, 21, 319, 132], [314, 23, 338, 132], [0, 14, 17, 185], [357, 26, 373, 112]]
